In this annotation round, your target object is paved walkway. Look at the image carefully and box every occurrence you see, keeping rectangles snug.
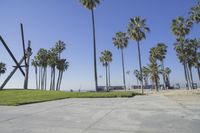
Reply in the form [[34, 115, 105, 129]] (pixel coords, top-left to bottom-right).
[[0, 94, 200, 133]]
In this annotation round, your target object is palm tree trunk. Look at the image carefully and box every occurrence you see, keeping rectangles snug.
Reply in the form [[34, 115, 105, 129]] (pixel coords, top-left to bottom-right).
[[39, 67, 41, 90], [189, 66, 194, 89], [197, 67, 200, 81], [50, 67, 53, 90], [59, 71, 63, 90], [35, 66, 38, 89], [108, 63, 111, 87], [161, 60, 166, 90], [58, 71, 63, 90], [53, 67, 55, 90], [166, 74, 170, 88], [56, 71, 61, 91], [137, 41, 143, 94], [91, 8, 98, 91], [40, 67, 43, 90], [42, 67, 45, 90], [154, 74, 158, 92], [120, 49, 126, 91], [186, 64, 192, 89], [44, 67, 47, 90], [151, 79, 153, 90], [183, 63, 190, 89], [105, 65, 108, 92], [24, 54, 31, 89], [45, 67, 47, 90], [180, 42, 189, 89]]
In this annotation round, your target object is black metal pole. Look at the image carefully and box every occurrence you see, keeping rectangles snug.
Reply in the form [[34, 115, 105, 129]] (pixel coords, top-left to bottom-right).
[[20, 23, 27, 65], [0, 57, 24, 89], [0, 35, 25, 76]]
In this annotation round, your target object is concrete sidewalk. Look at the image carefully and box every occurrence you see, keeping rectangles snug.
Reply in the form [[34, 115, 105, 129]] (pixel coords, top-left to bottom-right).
[[0, 94, 200, 133]]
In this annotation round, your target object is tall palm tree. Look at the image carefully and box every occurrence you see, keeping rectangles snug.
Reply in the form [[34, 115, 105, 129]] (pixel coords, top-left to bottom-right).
[[171, 16, 192, 89], [112, 32, 128, 91], [127, 16, 150, 94], [80, 0, 100, 91], [107, 53, 112, 87], [174, 42, 192, 89], [31, 58, 39, 89], [184, 39, 200, 89], [99, 50, 112, 92], [189, 39, 200, 81], [56, 59, 69, 91], [53, 40, 67, 90], [189, 1, 200, 24], [0, 62, 6, 77], [164, 67, 171, 89], [156, 43, 167, 89]]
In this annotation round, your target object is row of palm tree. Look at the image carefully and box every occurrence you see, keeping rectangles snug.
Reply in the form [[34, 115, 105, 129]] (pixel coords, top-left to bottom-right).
[[171, 1, 200, 89], [0, 62, 6, 78], [80, 0, 199, 92], [133, 44, 171, 91], [111, 17, 150, 93], [31, 40, 69, 91], [148, 44, 169, 91], [80, 0, 150, 93]]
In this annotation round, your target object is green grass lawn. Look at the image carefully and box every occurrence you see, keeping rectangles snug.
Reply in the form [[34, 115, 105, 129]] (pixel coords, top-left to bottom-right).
[[0, 89, 140, 106]]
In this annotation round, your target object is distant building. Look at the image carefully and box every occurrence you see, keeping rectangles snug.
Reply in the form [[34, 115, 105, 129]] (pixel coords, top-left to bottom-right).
[[97, 86, 124, 91]]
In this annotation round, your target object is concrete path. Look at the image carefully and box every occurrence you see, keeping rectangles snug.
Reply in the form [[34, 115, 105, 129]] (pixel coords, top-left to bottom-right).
[[0, 94, 200, 133]]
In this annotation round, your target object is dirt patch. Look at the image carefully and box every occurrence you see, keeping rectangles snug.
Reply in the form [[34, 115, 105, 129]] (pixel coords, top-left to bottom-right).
[[163, 89, 200, 104]]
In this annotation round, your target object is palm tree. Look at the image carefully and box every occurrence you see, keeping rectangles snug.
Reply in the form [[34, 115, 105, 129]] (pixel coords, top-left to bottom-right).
[[134, 69, 141, 89], [80, 0, 100, 91], [171, 16, 192, 89], [174, 42, 192, 89], [53, 40, 66, 90], [164, 67, 171, 89], [142, 66, 150, 86], [48, 49, 58, 91], [35, 48, 48, 90], [112, 32, 128, 91], [127, 16, 150, 94], [126, 70, 131, 89], [189, 1, 200, 24], [31, 58, 39, 89], [99, 50, 112, 92], [54, 40, 66, 59], [184, 39, 200, 89], [147, 62, 160, 91], [189, 39, 200, 81], [156, 43, 167, 89], [0, 62, 6, 77], [107, 53, 112, 88], [56, 59, 69, 90], [149, 47, 161, 91]]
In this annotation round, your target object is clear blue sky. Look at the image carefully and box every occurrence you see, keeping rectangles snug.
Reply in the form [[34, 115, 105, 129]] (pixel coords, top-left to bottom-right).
[[0, 0, 199, 90]]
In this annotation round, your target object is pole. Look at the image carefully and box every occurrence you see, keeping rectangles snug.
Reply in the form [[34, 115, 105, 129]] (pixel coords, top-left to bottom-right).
[[24, 41, 32, 89], [0, 57, 24, 89], [0, 36, 25, 76]]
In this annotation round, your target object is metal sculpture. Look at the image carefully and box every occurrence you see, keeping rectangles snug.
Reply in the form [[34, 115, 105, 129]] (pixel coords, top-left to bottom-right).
[[0, 23, 32, 89]]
